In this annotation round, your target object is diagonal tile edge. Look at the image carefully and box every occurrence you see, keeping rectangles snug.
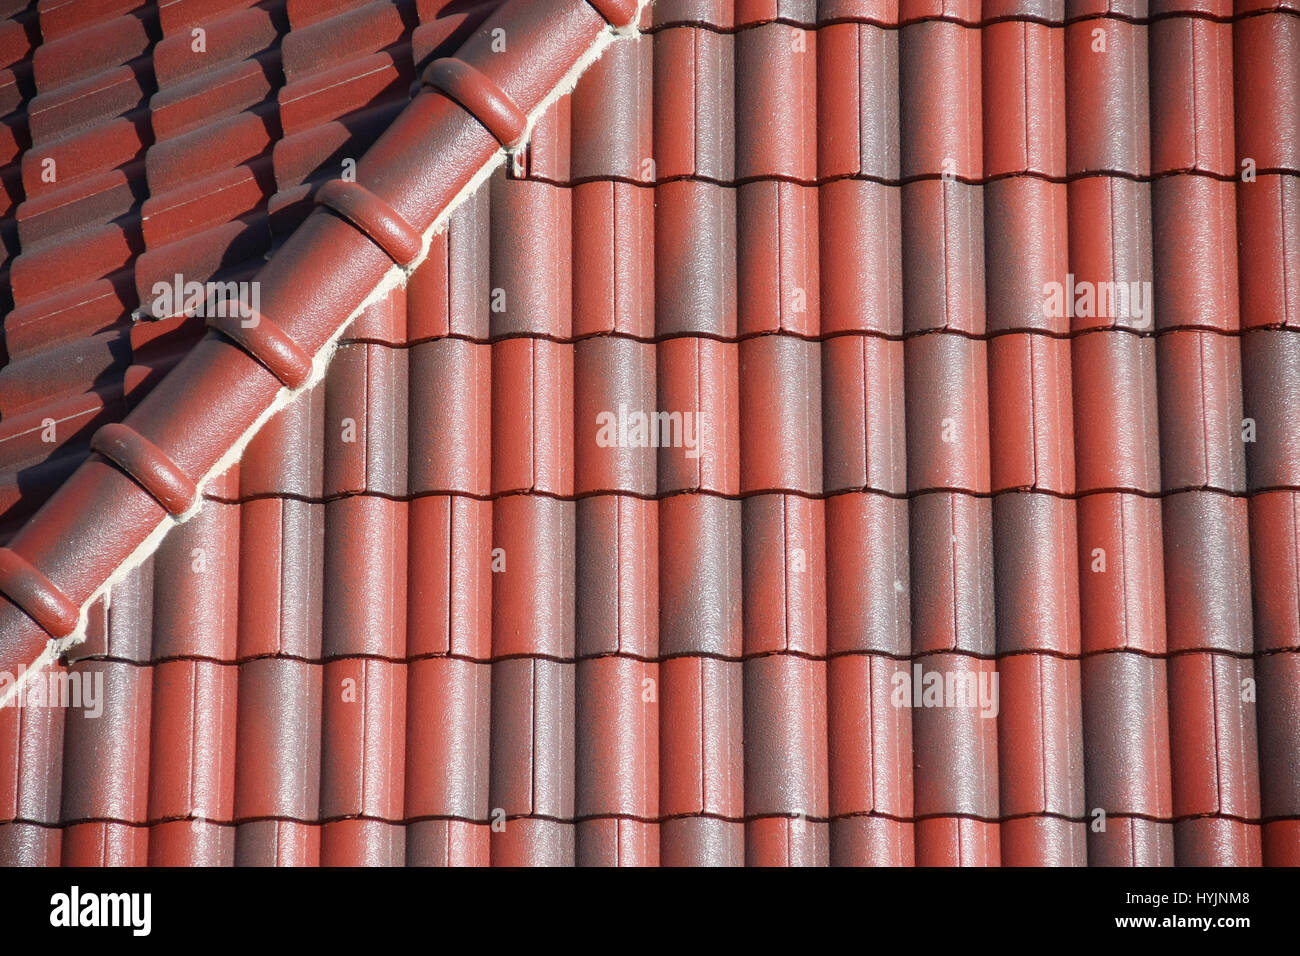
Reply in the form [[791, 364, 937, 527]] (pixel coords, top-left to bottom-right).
[[0, 0, 652, 709]]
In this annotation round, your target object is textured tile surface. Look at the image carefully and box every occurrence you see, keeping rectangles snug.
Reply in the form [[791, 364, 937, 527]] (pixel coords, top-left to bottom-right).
[[0, 0, 1298, 867]]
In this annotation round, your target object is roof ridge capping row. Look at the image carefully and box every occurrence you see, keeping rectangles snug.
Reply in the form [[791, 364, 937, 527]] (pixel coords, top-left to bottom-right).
[[423, 58, 529, 149], [0, 549, 78, 639], [0, 0, 645, 680], [317, 180, 424, 267], [207, 308, 314, 391], [89, 423, 199, 518]]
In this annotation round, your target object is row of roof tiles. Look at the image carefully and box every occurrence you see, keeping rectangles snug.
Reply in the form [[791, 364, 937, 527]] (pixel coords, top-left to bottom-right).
[[27, 482, 1300, 660], [8, 0, 1299, 43], [9, 330, 1299, 538], [66, 312, 1300, 501], [3, 11, 1296, 341], [2, 645, 1293, 865], [644, 0, 1300, 22], [8, 11, 1296, 201], [5, 169, 1296, 399], [0, 173, 1288, 410]]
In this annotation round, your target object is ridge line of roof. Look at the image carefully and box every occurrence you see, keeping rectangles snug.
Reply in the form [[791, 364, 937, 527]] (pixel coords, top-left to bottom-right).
[[0, 0, 651, 707]]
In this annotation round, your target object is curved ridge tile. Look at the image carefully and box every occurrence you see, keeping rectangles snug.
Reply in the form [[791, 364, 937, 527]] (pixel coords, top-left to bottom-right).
[[0, 546, 78, 637], [316, 178, 423, 266], [207, 308, 314, 390], [422, 56, 529, 148], [89, 422, 199, 516]]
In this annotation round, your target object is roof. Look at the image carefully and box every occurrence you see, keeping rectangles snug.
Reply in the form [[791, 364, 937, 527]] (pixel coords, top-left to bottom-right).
[[1, 0, 1299, 866], [0, 0, 513, 534], [0, 0, 634, 677]]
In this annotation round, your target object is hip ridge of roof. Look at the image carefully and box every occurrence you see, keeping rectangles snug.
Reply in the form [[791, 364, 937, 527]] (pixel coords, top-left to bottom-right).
[[0, 0, 651, 708]]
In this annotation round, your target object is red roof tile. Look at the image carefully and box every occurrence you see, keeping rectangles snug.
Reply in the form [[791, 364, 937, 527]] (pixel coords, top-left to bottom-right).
[[0, 0, 1297, 869]]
